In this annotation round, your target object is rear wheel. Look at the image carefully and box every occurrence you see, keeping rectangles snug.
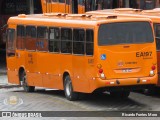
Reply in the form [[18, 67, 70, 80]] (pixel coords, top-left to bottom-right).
[[64, 75, 79, 101], [21, 71, 35, 92], [110, 90, 130, 99]]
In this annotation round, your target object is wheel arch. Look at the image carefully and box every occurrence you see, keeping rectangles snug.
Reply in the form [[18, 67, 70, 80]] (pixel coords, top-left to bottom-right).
[[63, 71, 70, 85]]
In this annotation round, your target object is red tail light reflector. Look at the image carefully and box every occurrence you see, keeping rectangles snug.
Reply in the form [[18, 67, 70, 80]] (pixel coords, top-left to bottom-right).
[[99, 69, 103, 73], [151, 65, 156, 70]]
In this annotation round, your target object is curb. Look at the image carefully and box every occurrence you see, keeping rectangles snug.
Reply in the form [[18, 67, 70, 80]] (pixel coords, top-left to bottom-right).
[[0, 84, 21, 89]]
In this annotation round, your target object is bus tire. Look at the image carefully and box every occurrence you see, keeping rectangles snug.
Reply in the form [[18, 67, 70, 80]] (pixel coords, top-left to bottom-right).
[[21, 71, 35, 92], [64, 75, 79, 101], [110, 90, 130, 99]]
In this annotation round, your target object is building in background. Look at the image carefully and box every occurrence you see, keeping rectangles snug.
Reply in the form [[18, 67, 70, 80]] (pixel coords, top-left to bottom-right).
[[0, 0, 42, 49]]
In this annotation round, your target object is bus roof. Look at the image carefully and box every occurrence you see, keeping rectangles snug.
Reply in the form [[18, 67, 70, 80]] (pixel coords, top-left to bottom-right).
[[86, 8, 160, 23], [7, 13, 153, 27]]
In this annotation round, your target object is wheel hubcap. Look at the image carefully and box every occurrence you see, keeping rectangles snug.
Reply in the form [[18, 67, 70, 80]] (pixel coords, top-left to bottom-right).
[[22, 73, 27, 90], [66, 81, 71, 96]]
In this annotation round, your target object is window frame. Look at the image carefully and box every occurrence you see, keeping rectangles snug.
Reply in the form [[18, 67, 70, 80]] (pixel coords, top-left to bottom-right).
[[7, 28, 15, 57], [61, 27, 72, 54], [36, 26, 49, 52], [26, 25, 37, 51], [49, 27, 60, 53], [73, 28, 85, 55], [98, 22, 154, 46], [86, 29, 94, 56], [16, 25, 26, 50]]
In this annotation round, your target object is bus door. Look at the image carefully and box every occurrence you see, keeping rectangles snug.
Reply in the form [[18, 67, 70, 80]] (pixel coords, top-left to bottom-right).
[[25, 26, 43, 87], [72, 0, 78, 13], [72, 29, 92, 92], [7, 26, 19, 84], [16, 25, 26, 77], [36, 26, 51, 88], [42, 27, 61, 88]]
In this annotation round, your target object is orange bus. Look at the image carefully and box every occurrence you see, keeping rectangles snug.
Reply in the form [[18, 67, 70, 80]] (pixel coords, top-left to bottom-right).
[[41, 0, 116, 14], [7, 13, 157, 100], [87, 8, 160, 88]]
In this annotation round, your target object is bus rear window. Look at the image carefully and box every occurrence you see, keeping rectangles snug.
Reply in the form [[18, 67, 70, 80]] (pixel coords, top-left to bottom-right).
[[98, 22, 154, 45]]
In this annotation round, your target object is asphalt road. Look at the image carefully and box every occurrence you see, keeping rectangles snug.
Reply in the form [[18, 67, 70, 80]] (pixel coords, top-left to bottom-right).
[[0, 87, 160, 120], [1, 87, 160, 111]]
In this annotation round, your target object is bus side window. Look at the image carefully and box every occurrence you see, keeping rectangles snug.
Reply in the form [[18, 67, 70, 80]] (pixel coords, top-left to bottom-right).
[[26, 26, 37, 51], [49, 27, 60, 52], [17, 25, 25, 50], [37, 26, 48, 51], [7, 28, 15, 56], [86, 29, 93, 56], [73, 29, 85, 55], [61, 28, 72, 53]]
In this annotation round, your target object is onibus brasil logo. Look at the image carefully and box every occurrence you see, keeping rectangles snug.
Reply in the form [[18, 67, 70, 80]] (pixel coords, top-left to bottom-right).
[[3, 95, 23, 106]]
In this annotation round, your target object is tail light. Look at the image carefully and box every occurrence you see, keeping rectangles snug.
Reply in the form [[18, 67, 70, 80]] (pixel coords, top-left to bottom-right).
[[151, 65, 156, 70], [99, 69, 103, 74], [97, 64, 106, 79], [150, 65, 156, 76]]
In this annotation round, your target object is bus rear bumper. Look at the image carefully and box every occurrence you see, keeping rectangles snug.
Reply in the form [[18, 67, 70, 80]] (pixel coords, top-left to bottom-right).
[[90, 74, 157, 93]]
